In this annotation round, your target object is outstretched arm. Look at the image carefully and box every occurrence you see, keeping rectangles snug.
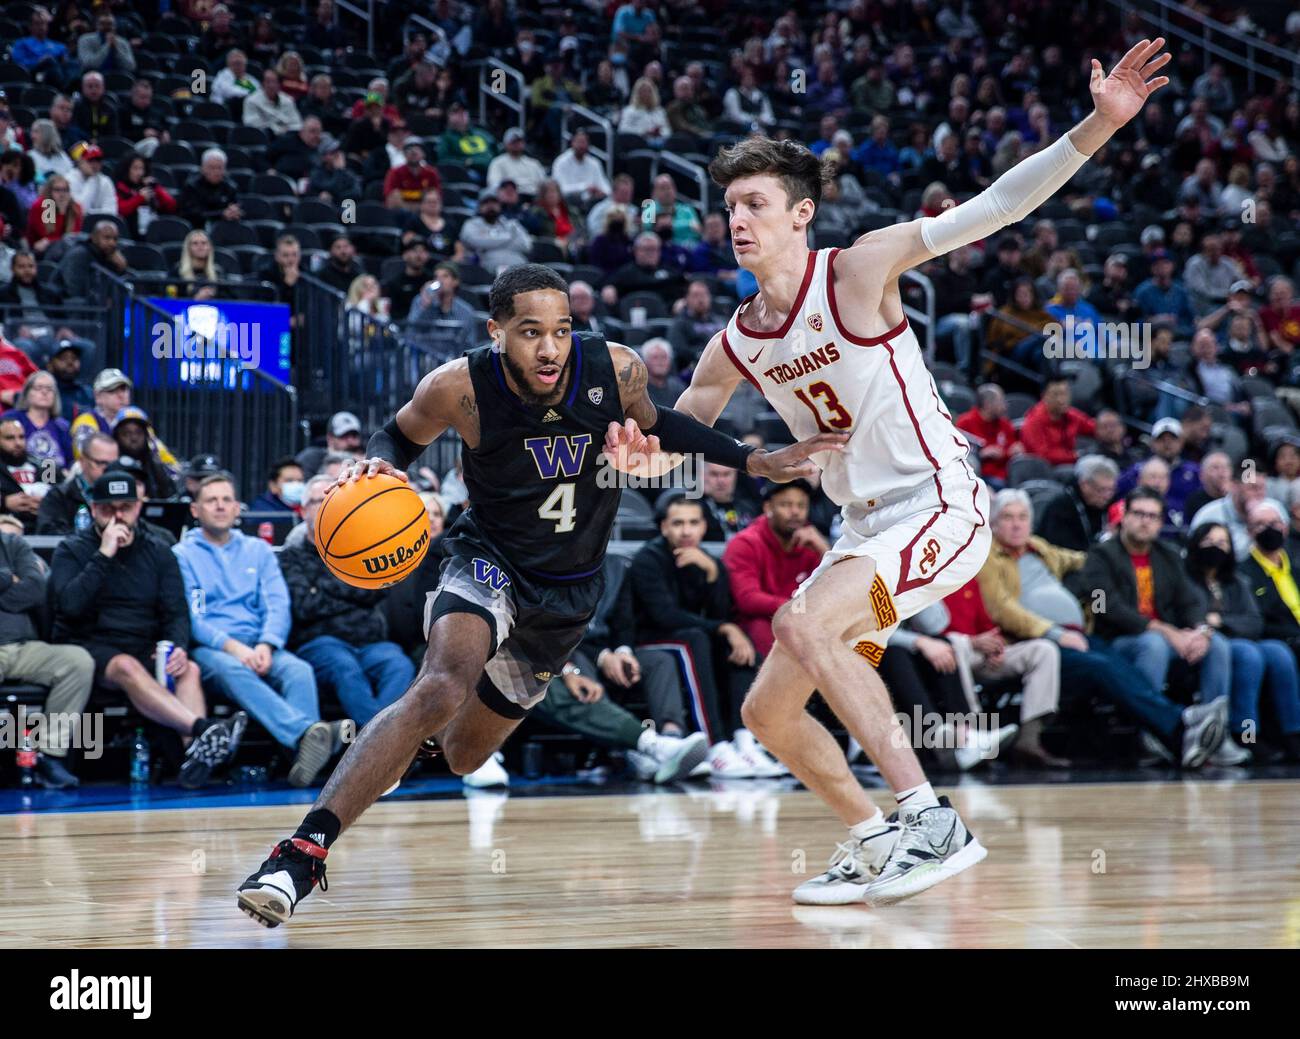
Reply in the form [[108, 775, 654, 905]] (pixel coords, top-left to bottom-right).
[[673, 330, 743, 426], [844, 38, 1172, 284], [605, 342, 846, 482], [349, 359, 474, 482]]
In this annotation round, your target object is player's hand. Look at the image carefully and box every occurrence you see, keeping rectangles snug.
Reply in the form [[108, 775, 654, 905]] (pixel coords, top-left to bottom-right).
[[916, 636, 956, 673], [342, 457, 409, 484], [746, 432, 849, 483], [1090, 37, 1171, 130], [602, 418, 682, 478]]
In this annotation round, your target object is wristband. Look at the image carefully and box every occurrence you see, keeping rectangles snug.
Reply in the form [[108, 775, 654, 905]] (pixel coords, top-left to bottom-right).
[[643, 406, 757, 472], [367, 417, 428, 471]]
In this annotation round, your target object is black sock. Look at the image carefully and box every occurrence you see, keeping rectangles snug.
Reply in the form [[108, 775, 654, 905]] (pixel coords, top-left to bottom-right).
[[191, 717, 215, 739], [294, 809, 342, 850]]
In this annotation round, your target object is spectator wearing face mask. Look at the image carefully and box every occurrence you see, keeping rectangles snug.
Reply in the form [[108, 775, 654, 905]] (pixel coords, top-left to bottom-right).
[[250, 458, 306, 516]]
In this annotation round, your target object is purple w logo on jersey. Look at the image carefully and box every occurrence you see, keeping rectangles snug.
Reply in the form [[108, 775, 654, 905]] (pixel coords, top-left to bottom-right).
[[472, 558, 511, 590], [523, 434, 592, 479]]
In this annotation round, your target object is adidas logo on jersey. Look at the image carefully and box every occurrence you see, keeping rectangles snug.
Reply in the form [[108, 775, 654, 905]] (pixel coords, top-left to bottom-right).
[[543, 409, 562, 422]]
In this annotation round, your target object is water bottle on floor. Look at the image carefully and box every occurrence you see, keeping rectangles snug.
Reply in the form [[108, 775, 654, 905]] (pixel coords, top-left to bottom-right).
[[130, 728, 150, 786], [17, 730, 36, 788]]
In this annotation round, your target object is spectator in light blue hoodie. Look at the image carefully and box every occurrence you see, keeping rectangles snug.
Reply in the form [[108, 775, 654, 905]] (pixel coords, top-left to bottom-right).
[[174, 473, 349, 788]]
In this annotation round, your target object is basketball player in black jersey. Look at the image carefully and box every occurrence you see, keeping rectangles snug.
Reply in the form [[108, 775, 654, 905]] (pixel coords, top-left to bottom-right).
[[237, 264, 845, 927]]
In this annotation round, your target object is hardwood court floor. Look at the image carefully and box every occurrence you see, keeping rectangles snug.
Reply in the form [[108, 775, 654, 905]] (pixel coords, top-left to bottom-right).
[[2, 779, 1298, 948]]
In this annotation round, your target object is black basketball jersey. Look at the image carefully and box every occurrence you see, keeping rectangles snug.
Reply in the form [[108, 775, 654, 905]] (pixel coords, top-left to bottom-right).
[[459, 333, 625, 581]]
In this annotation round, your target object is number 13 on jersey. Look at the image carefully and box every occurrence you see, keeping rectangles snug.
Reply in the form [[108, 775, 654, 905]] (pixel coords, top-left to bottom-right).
[[792, 381, 853, 432]]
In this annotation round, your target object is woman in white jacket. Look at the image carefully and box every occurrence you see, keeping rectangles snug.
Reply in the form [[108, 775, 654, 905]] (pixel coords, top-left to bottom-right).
[[618, 78, 669, 144]]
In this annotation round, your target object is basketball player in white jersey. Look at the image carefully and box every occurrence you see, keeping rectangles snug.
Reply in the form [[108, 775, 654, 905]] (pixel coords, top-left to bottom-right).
[[605, 39, 1171, 905]]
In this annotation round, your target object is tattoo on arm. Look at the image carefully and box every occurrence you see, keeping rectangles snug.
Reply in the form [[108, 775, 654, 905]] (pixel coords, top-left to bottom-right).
[[617, 353, 658, 427], [458, 394, 477, 419]]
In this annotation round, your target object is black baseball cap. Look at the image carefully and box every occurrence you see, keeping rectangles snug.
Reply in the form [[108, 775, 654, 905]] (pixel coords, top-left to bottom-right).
[[91, 469, 140, 503], [762, 478, 814, 501], [184, 453, 223, 478]]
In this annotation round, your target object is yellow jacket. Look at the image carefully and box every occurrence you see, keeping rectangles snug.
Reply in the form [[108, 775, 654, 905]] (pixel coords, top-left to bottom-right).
[[976, 535, 1088, 640]]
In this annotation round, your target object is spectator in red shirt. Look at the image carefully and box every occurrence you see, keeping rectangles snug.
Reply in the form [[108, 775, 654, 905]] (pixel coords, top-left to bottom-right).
[[722, 479, 828, 657], [1020, 376, 1097, 466], [955, 383, 1023, 486], [941, 576, 1068, 767], [0, 333, 39, 409], [382, 139, 441, 213], [1261, 275, 1300, 352]]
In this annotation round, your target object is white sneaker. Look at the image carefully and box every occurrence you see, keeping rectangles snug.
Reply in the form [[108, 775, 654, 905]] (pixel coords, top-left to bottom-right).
[[732, 729, 788, 777], [792, 822, 903, 905], [462, 752, 510, 788], [707, 740, 756, 778], [953, 723, 1020, 772], [1207, 738, 1252, 766], [638, 726, 710, 783], [625, 749, 659, 781], [862, 796, 986, 906]]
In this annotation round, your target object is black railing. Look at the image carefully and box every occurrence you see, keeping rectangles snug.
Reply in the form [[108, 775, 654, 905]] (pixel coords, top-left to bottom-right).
[[96, 269, 300, 503], [295, 274, 462, 477], [0, 303, 114, 375]]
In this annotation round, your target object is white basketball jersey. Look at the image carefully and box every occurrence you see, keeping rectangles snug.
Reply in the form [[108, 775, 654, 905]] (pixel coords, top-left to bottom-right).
[[721, 247, 969, 508]]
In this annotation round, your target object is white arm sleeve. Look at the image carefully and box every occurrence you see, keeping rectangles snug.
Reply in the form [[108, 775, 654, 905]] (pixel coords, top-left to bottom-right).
[[919, 132, 1091, 256]]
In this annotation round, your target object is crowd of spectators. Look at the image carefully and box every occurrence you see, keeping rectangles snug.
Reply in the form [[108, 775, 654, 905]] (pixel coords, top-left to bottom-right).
[[3, 0, 1300, 787]]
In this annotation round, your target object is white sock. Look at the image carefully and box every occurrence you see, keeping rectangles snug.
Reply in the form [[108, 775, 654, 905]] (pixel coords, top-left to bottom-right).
[[895, 781, 940, 810], [636, 727, 658, 754], [849, 808, 886, 840]]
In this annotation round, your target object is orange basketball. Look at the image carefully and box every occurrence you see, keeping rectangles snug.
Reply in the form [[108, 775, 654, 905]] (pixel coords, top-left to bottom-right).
[[314, 474, 431, 588]]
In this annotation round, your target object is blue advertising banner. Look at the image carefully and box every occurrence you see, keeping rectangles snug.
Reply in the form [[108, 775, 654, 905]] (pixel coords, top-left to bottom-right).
[[129, 297, 293, 389]]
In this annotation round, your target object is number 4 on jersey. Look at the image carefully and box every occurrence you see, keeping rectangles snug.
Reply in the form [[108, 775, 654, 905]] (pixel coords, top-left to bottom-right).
[[538, 483, 577, 532]]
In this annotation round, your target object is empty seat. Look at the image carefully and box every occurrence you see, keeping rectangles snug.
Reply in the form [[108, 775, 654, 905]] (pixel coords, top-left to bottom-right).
[[1008, 454, 1054, 486], [123, 243, 168, 271], [144, 216, 192, 244]]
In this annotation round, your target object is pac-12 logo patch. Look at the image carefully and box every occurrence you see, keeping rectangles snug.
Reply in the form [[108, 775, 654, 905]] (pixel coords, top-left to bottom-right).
[[807, 312, 823, 332], [588, 387, 604, 405]]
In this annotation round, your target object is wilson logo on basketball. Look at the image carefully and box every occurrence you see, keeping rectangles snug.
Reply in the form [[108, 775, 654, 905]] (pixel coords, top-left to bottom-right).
[[918, 538, 942, 575], [362, 527, 430, 576]]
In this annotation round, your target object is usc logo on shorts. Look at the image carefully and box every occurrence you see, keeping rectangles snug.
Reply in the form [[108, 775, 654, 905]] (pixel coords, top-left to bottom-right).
[[869, 574, 897, 630], [918, 538, 942, 575]]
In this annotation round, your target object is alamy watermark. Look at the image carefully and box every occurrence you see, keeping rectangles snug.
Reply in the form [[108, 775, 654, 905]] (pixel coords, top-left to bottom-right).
[[889, 706, 1006, 758], [595, 450, 708, 497], [1, 706, 103, 759], [151, 309, 261, 369], [1043, 317, 1151, 369]]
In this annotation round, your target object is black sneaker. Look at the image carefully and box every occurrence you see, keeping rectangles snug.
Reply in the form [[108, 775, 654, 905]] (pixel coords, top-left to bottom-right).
[[237, 838, 329, 928], [179, 712, 248, 789], [36, 754, 79, 789]]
